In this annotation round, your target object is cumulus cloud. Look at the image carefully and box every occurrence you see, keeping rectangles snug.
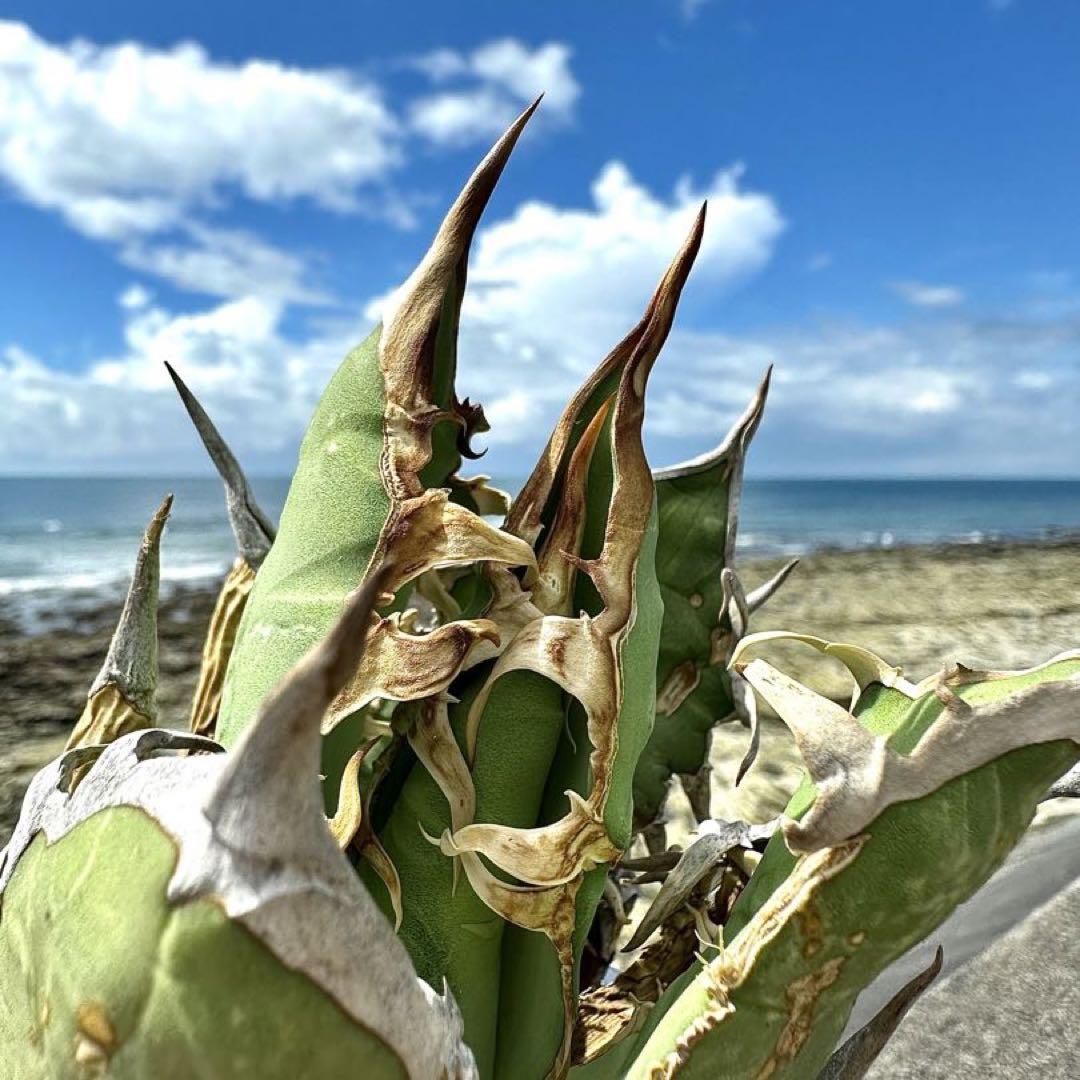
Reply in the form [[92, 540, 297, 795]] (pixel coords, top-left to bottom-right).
[[0, 292, 357, 473], [0, 23, 587, 302], [2, 160, 782, 472], [0, 20, 401, 240], [643, 315, 1080, 475], [408, 40, 580, 145], [0, 19, 412, 304], [891, 280, 966, 309], [117, 224, 329, 304]]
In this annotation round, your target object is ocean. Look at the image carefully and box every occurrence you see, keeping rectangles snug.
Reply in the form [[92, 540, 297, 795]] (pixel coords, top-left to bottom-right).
[[1, 476, 1079, 634]]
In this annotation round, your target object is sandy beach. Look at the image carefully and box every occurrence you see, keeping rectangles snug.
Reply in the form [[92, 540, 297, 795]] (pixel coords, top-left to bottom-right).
[[3, 537, 1079, 845]]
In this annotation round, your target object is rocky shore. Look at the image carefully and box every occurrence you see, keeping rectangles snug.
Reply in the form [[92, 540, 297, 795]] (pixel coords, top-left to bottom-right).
[[3, 537, 1080, 844], [0, 584, 216, 843]]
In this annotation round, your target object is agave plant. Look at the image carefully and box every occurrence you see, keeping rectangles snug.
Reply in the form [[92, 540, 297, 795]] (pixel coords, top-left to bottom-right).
[[1, 101, 1077, 1080]]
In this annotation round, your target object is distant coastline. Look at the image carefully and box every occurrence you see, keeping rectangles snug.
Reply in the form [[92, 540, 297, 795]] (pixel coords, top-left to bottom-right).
[[1, 475, 1079, 634]]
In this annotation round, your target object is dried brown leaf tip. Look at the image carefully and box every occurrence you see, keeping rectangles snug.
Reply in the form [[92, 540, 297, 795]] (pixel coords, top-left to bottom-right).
[[818, 946, 943, 1079], [67, 495, 171, 755], [732, 634, 1080, 852], [165, 362, 275, 566]]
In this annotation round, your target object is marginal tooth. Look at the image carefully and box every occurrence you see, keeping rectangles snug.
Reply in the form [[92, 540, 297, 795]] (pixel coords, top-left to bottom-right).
[[818, 946, 943, 1079], [720, 568, 750, 642], [745, 558, 799, 614], [204, 572, 384, 861], [165, 363, 275, 566], [131, 730, 224, 758], [731, 674, 761, 787], [57, 744, 108, 793], [736, 658, 879, 790], [68, 495, 170, 753]]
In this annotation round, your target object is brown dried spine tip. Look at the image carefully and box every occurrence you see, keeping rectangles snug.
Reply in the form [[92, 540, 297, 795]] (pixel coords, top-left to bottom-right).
[[67, 495, 171, 756], [165, 361, 275, 567]]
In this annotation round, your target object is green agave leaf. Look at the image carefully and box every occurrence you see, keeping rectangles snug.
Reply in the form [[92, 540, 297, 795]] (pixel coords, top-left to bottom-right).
[[367, 207, 706, 1080], [484, 208, 705, 1080], [214, 106, 542, 815], [0, 581, 476, 1079], [633, 370, 798, 840], [617, 639, 1080, 1078]]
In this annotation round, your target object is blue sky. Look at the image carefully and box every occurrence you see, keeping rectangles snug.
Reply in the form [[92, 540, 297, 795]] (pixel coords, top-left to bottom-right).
[[1, 1, 1078, 477]]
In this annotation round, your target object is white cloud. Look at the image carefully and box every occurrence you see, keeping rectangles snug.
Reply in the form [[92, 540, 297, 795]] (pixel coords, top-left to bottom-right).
[[807, 251, 833, 272], [409, 40, 579, 145], [118, 283, 151, 310], [118, 224, 328, 304], [2, 160, 781, 473], [641, 315, 1080, 475], [891, 280, 966, 309], [0, 23, 585, 304], [0, 20, 401, 242], [0, 291, 353, 472]]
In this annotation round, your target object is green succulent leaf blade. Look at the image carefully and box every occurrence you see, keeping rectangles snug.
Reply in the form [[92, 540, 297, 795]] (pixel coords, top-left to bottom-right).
[[493, 496, 663, 1080], [621, 658, 1080, 1078], [366, 670, 567, 1079], [633, 457, 739, 829], [0, 809, 409, 1079], [216, 326, 389, 750], [632, 369, 772, 833]]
